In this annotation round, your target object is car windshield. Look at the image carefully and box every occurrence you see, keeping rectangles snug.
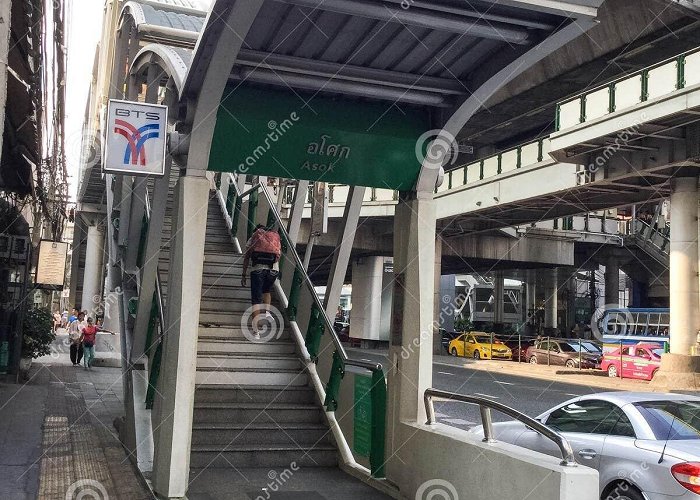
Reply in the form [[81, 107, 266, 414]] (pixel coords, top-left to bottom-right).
[[581, 343, 602, 353], [566, 343, 587, 353], [473, 336, 493, 343], [652, 349, 664, 357], [634, 401, 700, 440], [559, 343, 576, 353]]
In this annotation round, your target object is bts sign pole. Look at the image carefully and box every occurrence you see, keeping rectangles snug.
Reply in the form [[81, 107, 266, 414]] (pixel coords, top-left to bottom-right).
[[104, 99, 168, 176]]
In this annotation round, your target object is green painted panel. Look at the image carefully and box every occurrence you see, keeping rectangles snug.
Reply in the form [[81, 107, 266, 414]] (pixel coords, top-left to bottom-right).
[[208, 86, 429, 190], [354, 374, 372, 457]]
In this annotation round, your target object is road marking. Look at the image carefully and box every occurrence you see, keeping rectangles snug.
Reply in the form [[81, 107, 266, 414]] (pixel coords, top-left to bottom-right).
[[494, 381, 514, 385], [434, 412, 448, 418], [473, 393, 499, 399], [442, 418, 477, 426], [565, 393, 581, 397], [437, 371, 454, 376]]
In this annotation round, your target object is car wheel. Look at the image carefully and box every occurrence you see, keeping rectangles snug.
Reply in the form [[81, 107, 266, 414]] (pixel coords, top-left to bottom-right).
[[565, 359, 576, 368], [602, 481, 645, 500], [529, 356, 538, 364], [607, 364, 618, 378], [451, 347, 458, 357], [473, 351, 480, 360]]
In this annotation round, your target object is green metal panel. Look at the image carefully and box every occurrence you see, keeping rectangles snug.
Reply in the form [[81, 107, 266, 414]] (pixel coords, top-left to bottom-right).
[[641, 70, 650, 102], [208, 86, 429, 190], [136, 214, 149, 268], [287, 267, 303, 320], [353, 375, 372, 458], [370, 368, 387, 478], [247, 189, 259, 240], [677, 55, 686, 90], [323, 350, 345, 411], [225, 183, 236, 216], [145, 341, 163, 409], [304, 304, 325, 360], [608, 84, 616, 113], [144, 291, 159, 357]]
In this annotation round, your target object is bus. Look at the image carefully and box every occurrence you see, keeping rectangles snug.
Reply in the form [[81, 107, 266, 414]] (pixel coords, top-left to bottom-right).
[[598, 307, 669, 352]]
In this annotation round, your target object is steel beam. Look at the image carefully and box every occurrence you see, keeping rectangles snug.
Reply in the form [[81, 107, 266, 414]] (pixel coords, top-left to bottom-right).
[[322, 186, 366, 319], [232, 68, 448, 107], [273, 0, 531, 44]]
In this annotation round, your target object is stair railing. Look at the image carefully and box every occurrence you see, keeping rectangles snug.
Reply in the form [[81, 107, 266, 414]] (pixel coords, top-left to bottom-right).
[[215, 172, 387, 478], [139, 185, 167, 409]]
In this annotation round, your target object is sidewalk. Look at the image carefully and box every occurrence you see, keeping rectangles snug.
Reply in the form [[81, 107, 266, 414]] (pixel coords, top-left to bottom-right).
[[0, 334, 151, 500]]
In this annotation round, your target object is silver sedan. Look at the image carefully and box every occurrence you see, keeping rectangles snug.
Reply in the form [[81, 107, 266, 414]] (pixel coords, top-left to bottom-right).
[[469, 392, 700, 500]]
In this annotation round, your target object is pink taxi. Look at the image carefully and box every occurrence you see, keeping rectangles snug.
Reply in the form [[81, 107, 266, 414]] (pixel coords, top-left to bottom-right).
[[600, 343, 663, 381]]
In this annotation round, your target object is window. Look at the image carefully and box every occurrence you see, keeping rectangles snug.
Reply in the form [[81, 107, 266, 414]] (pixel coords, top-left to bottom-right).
[[559, 343, 576, 353], [546, 400, 633, 436], [634, 401, 700, 440]]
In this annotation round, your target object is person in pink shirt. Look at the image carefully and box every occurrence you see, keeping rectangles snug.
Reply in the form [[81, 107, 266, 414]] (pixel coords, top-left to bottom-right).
[[80, 317, 98, 370]]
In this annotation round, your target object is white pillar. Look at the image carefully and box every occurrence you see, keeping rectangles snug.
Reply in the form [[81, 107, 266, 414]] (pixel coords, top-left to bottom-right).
[[494, 271, 504, 331], [604, 258, 620, 307], [81, 224, 105, 317], [670, 178, 700, 356], [151, 174, 209, 498], [387, 192, 435, 478], [544, 268, 558, 333], [350, 256, 384, 342]]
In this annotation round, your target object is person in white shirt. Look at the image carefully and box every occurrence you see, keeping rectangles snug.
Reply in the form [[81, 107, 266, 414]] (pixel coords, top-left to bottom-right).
[[68, 312, 86, 366]]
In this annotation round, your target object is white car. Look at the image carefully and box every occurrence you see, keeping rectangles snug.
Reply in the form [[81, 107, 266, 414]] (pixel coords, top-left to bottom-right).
[[469, 392, 700, 500]]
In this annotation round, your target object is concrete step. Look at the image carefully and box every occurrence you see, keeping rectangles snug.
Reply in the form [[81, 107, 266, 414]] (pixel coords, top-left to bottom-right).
[[189, 445, 337, 468], [192, 402, 321, 424], [196, 353, 301, 370], [200, 286, 250, 300], [194, 385, 316, 404], [195, 368, 307, 386], [203, 252, 245, 265], [191, 423, 330, 446], [197, 339, 295, 354], [197, 326, 290, 341]]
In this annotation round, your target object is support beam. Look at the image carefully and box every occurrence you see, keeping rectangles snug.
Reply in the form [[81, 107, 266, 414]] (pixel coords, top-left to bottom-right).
[[274, 0, 531, 43], [132, 162, 172, 360], [544, 268, 558, 335], [322, 186, 366, 319], [151, 174, 209, 498], [124, 177, 148, 272], [287, 179, 309, 247], [604, 258, 620, 307]]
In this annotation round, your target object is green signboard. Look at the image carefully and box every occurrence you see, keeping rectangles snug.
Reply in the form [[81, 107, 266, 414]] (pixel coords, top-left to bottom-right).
[[208, 85, 429, 190], [354, 374, 372, 457]]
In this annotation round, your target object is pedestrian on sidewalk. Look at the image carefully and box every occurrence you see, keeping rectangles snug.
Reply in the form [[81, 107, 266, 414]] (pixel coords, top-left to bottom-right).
[[241, 224, 281, 339], [80, 317, 98, 370], [68, 312, 86, 366]]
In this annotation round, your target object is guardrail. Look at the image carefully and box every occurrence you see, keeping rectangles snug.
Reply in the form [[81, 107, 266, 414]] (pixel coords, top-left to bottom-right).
[[555, 46, 700, 131], [215, 172, 387, 478], [423, 388, 576, 467]]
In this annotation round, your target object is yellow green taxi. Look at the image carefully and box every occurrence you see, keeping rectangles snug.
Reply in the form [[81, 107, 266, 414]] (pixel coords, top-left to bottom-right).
[[448, 332, 512, 360]]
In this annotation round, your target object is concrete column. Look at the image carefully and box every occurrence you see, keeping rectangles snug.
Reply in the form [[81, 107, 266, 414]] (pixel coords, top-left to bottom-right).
[[433, 234, 443, 354], [0, 0, 11, 157], [493, 271, 504, 333], [653, 178, 700, 390], [387, 192, 435, 478], [544, 268, 558, 335], [151, 174, 209, 498], [349, 256, 384, 344], [604, 258, 620, 307], [82, 224, 105, 317]]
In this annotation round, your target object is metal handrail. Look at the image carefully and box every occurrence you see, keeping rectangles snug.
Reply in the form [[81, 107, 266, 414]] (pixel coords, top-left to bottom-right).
[[424, 388, 576, 467], [227, 174, 382, 374], [557, 45, 700, 108]]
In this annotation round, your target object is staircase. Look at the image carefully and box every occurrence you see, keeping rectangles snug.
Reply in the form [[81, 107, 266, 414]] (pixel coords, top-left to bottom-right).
[[158, 192, 337, 470]]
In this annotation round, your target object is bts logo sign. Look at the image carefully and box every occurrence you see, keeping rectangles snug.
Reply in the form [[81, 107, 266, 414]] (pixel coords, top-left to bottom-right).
[[104, 100, 168, 176]]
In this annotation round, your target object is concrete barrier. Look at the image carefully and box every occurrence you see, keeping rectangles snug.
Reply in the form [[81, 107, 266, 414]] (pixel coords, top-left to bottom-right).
[[390, 421, 598, 500]]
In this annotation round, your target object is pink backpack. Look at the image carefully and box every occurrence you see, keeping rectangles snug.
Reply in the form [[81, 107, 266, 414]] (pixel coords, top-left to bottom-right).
[[250, 228, 281, 264]]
